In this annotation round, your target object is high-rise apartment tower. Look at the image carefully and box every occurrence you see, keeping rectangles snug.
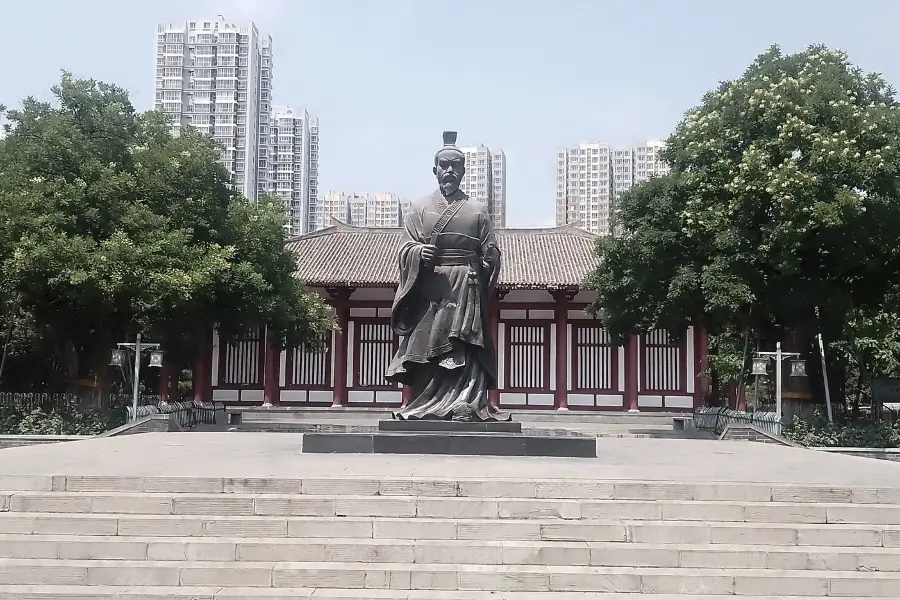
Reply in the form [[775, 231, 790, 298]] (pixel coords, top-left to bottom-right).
[[154, 18, 272, 202], [269, 107, 319, 236], [318, 192, 405, 230], [459, 144, 507, 227], [555, 139, 669, 235]]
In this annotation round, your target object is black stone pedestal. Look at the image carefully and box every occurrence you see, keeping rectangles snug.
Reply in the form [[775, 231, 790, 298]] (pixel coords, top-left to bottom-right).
[[301, 420, 596, 458], [379, 419, 522, 433]]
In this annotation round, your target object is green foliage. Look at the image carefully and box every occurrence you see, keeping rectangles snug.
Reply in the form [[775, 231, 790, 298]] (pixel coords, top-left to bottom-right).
[[0, 308, 64, 390], [0, 405, 114, 436], [831, 306, 900, 377], [707, 329, 748, 383], [587, 45, 900, 395], [784, 412, 900, 448], [0, 72, 334, 386], [586, 176, 706, 342]]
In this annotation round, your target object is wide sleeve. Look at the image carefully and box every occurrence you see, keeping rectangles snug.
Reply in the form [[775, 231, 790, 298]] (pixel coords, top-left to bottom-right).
[[479, 209, 501, 293], [390, 209, 427, 336]]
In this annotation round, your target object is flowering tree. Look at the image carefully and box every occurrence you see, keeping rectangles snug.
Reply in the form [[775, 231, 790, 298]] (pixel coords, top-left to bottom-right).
[[587, 45, 900, 385]]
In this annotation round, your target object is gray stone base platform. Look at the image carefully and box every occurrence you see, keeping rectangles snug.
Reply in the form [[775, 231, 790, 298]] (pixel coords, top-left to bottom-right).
[[227, 407, 696, 440], [302, 420, 596, 457]]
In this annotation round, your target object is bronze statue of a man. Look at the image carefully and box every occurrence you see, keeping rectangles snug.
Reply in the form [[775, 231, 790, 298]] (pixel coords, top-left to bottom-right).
[[385, 131, 506, 422]]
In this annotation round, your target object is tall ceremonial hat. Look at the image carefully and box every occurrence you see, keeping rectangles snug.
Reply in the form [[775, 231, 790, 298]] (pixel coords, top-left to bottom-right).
[[435, 130, 464, 162]]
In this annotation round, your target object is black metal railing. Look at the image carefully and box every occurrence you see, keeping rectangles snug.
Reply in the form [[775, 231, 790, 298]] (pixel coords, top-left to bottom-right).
[[127, 400, 225, 429], [694, 406, 781, 436]]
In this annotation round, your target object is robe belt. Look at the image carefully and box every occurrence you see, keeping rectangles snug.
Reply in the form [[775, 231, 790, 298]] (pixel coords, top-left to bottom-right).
[[432, 249, 479, 266]]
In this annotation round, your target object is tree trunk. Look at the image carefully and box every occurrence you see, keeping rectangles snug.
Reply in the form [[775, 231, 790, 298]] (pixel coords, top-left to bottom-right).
[[778, 326, 816, 421], [47, 324, 122, 408], [710, 369, 723, 406]]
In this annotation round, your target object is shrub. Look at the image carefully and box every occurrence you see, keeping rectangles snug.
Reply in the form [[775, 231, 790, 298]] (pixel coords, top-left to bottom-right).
[[784, 413, 900, 448], [0, 405, 118, 436]]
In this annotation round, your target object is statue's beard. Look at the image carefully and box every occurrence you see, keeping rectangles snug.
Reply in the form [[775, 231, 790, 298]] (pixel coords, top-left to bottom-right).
[[440, 179, 458, 196]]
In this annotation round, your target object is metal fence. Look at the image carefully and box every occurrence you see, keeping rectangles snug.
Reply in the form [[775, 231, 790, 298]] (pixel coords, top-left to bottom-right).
[[0, 391, 153, 411], [694, 406, 782, 436], [0, 392, 223, 432], [127, 400, 225, 430], [0, 392, 83, 411]]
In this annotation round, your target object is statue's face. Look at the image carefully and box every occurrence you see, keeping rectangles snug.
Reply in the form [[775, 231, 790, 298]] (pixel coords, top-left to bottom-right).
[[433, 150, 465, 196]]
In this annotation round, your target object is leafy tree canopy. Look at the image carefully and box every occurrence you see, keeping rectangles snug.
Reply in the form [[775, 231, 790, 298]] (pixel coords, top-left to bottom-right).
[[588, 45, 900, 359], [0, 72, 334, 388]]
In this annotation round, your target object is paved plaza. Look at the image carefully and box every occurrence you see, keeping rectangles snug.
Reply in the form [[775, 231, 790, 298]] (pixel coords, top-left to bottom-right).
[[0, 432, 898, 487]]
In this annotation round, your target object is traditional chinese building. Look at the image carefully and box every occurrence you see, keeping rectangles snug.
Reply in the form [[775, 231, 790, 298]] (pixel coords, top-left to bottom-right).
[[195, 222, 709, 412]]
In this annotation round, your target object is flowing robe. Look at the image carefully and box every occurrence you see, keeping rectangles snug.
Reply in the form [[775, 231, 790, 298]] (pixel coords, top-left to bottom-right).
[[385, 189, 506, 421]]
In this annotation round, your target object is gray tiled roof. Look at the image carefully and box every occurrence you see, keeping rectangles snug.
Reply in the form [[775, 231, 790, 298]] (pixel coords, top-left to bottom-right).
[[287, 221, 598, 290]]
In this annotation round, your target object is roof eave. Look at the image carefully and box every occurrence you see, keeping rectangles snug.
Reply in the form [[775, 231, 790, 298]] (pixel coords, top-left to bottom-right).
[[297, 279, 588, 291]]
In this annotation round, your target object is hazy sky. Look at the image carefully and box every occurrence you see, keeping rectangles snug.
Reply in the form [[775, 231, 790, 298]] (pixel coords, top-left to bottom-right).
[[2, 0, 899, 226]]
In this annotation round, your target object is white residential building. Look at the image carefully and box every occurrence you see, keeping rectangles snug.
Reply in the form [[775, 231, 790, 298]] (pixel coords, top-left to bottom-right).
[[555, 140, 669, 236], [318, 192, 405, 230], [555, 143, 612, 235], [154, 18, 272, 203], [459, 144, 507, 227], [256, 38, 274, 201], [269, 107, 319, 236], [489, 148, 507, 227], [634, 139, 670, 183], [611, 146, 634, 202]]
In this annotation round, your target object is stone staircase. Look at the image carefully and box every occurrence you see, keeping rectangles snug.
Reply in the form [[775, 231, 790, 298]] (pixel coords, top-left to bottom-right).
[[1, 473, 899, 598], [228, 407, 705, 439]]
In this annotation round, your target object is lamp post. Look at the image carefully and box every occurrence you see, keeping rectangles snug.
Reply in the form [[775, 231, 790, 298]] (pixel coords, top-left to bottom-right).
[[813, 307, 834, 424], [110, 333, 165, 422], [752, 342, 806, 435]]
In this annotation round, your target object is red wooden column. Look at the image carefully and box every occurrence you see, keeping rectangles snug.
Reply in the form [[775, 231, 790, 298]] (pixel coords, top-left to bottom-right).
[[552, 290, 573, 411], [193, 330, 213, 403], [401, 385, 414, 407], [328, 288, 353, 408], [157, 361, 172, 405], [488, 290, 507, 408], [735, 384, 747, 412], [693, 324, 709, 408], [167, 363, 180, 402], [624, 333, 640, 412], [262, 326, 281, 407]]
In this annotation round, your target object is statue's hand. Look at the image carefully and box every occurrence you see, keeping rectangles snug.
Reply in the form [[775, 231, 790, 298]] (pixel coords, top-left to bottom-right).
[[421, 244, 438, 266], [484, 244, 500, 265]]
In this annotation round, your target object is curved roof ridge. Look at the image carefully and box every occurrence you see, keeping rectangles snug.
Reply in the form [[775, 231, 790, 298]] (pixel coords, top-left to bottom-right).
[[500, 223, 598, 238], [287, 222, 599, 290], [290, 221, 598, 241], [287, 220, 402, 241], [328, 218, 402, 234]]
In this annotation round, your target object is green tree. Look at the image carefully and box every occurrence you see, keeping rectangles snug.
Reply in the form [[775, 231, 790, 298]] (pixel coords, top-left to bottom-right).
[[587, 45, 900, 394], [0, 72, 334, 392]]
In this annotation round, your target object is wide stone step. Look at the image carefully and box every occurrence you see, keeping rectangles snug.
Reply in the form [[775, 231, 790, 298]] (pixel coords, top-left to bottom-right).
[[0, 559, 898, 595], [236, 408, 683, 425], [2, 514, 898, 546], [0, 587, 884, 600], [1, 535, 899, 570], [4, 475, 900, 504], [233, 424, 685, 439], [233, 420, 677, 432], [234, 427, 685, 439], [528, 422, 673, 430], [5, 492, 900, 523]]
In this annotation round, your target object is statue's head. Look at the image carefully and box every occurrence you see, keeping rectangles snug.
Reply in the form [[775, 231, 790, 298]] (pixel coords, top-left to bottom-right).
[[433, 131, 465, 197]]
